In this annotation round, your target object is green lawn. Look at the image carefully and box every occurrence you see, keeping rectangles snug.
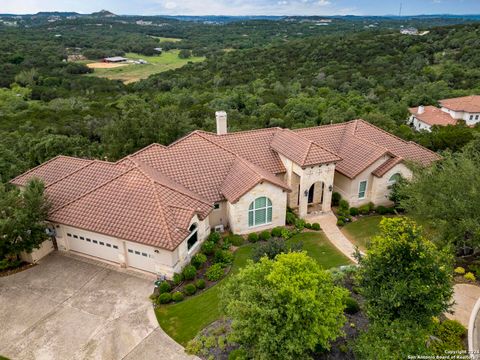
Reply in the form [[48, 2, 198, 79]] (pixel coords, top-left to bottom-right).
[[341, 215, 392, 250], [155, 231, 350, 345], [86, 50, 204, 83], [150, 36, 182, 42]]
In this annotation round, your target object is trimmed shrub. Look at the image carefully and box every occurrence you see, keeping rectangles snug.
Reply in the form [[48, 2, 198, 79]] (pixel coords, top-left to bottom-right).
[[431, 319, 467, 354], [196, 279, 206, 289], [271, 227, 283, 237], [201, 241, 215, 255], [184, 283, 197, 296], [358, 204, 370, 215], [158, 281, 171, 294], [368, 202, 375, 211], [252, 238, 303, 262], [228, 348, 248, 360], [206, 263, 225, 281], [214, 249, 234, 265], [226, 234, 244, 246], [464, 272, 476, 282], [248, 232, 259, 243], [158, 292, 172, 304], [332, 192, 341, 206], [286, 211, 297, 225], [281, 228, 292, 239], [182, 265, 197, 280], [185, 339, 202, 355], [454, 267, 466, 275], [345, 297, 360, 314], [349, 207, 359, 216], [259, 230, 271, 241], [311, 222, 321, 231], [191, 253, 207, 269], [172, 291, 184, 302], [339, 199, 350, 211], [305, 222, 312, 229], [337, 219, 345, 227], [208, 231, 221, 244], [172, 272, 183, 285], [376, 205, 388, 215], [295, 218, 306, 231]]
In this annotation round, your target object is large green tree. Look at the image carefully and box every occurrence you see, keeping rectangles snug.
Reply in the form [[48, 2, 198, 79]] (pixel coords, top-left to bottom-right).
[[355, 217, 453, 324], [0, 179, 50, 266], [399, 137, 480, 254], [221, 252, 347, 360]]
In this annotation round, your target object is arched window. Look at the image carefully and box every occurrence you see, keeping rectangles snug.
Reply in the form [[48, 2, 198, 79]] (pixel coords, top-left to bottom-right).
[[187, 223, 198, 251], [248, 197, 272, 227], [388, 173, 402, 184]]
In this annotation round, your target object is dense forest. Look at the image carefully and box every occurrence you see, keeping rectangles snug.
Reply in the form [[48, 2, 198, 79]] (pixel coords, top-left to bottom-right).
[[1, 15, 480, 182]]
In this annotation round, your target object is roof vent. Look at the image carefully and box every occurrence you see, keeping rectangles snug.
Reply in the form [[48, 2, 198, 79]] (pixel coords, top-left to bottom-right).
[[418, 105, 425, 114], [215, 111, 227, 135]]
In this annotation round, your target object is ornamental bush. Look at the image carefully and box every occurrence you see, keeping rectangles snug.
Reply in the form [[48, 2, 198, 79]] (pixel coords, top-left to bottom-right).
[[271, 227, 283, 237], [358, 204, 370, 215], [344, 296, 360, 314], [251, 238, 303, 262], [158, 292, 172, 304], [454, 266, 465, 275], [336, 219, 345, 227], [214, 249, 234, 265], [286, 211, 297, 225], [259, 230, 271, 241], [208, 231, 221, 244], [464, 272, 476, 282], [311, 223, 321, 231], [182, 265, 197, 280], [247, 232, 259, 243], [339, 199, 350, 211], [431, 319, 466, 355], [305, 222, 312, 229], [158, 281, 171, 294], [195, 279, 206, 289], [172, 272, 184, 285], [191, 253, 207, 269], [226, 234, 244, 246], [172, 291, 184, 302], [184, 283, 197, 296], [349, 207, 359, 216], [332, 192, 341, 206], [355, 217, 453, 324], [221, 252, 347, 359], [281, 228, 292, 240], [206, 263, 225, 281], [201, 241, 215, 255]]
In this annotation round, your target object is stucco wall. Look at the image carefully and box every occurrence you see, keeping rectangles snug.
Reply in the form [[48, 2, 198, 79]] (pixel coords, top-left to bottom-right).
[[52, 214, 209, 279], [208, 201, 229, 230], [411, 116, 432, 132], [20, 239, 55, 263], [370, 163, 412, 205], [227, 182, 287, 234]]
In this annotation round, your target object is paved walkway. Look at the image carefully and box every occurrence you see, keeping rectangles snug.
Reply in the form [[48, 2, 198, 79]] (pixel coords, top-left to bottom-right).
[[306, 212, 360, 263], [446, 283, 480, 327], [0, 252, 197, 360]]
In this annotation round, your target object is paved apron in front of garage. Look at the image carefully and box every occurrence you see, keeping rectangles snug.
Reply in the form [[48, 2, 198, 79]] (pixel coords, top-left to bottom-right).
[[0, 252, 196, 360]]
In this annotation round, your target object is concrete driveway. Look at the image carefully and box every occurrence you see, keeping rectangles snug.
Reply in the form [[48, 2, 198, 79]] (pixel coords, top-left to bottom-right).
[[0, 252, 194, 360]]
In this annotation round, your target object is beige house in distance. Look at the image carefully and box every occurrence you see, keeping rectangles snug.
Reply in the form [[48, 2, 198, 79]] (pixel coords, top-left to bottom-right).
[[11, 112, 439, 278]]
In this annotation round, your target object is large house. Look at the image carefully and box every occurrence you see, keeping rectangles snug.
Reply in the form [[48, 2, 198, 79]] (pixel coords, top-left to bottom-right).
[[11, 113, 439, 278], [409, 95, 480, 132]]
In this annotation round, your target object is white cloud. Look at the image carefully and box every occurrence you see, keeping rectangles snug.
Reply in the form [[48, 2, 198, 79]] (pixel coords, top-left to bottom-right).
[[164, 1, 177, 9]]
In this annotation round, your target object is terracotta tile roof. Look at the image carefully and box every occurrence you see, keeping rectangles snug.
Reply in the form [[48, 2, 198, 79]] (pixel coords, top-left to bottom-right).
[[10, 156, 92, 187], [270, 128, 341, 166], [220, 157, 290, 203], [439, 95, 480, 113], [296, 120, 440, 178], [409, 106, 457, 126], [49, 159, 212, 250], [372, 156, 403, 177]]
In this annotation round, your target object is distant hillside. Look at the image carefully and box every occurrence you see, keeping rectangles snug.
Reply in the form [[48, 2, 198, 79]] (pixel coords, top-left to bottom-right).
[[90, 10, 116, 17]]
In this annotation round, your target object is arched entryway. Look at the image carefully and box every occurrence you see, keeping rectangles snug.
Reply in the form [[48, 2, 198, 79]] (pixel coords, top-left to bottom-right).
[[307, 181, 325, 214]]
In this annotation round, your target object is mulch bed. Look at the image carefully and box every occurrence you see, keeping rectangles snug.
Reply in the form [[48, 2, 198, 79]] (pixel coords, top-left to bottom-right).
[[0, 262, 35, 277]]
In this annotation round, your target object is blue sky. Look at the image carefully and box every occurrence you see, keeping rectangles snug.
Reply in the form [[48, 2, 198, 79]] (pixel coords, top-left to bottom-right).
[[1, 0, 480, 16]]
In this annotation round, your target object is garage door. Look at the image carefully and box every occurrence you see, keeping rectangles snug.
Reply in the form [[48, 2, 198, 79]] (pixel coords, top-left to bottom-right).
[[66, 231, 120, 263], [126, 244, 156, 273]]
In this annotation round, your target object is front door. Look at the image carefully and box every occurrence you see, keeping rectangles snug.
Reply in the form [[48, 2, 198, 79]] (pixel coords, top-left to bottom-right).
[[308, 183, 315, 204]]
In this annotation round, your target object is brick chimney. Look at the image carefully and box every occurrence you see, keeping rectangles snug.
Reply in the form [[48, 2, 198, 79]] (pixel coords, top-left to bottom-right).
[[418, 105, 425, 114], [215, 111, 227, 135]]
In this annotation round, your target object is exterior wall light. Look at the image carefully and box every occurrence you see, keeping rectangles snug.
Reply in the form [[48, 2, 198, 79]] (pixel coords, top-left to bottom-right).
[[329, 185, 333, 192]]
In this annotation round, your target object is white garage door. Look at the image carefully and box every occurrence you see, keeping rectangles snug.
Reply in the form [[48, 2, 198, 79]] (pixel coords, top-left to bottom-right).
[[66, 231, 120, 263], [126, 244, 156, 273]]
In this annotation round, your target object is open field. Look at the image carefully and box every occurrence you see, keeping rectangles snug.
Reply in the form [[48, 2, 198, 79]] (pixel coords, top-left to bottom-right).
[[150, 36, 182, 42], [86, 62, 128, 69], [155, 231, 350, 345], [85, 50, 204, 83]]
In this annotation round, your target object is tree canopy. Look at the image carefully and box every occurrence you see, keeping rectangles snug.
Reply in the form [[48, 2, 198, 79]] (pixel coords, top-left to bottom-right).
[[221, 252, 347, 359]]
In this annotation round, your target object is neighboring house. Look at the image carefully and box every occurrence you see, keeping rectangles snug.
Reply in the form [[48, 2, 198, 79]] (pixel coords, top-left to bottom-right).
[[400, 27, 418, 35], [103, 56, 128, 63], [409, 95, 480, 132], [11, 113, 439, 278]]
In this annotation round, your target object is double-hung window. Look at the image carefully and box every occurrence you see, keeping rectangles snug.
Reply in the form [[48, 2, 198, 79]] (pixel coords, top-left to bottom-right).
[[248, 197, 272, 227], [358, 181, 367, 199]]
